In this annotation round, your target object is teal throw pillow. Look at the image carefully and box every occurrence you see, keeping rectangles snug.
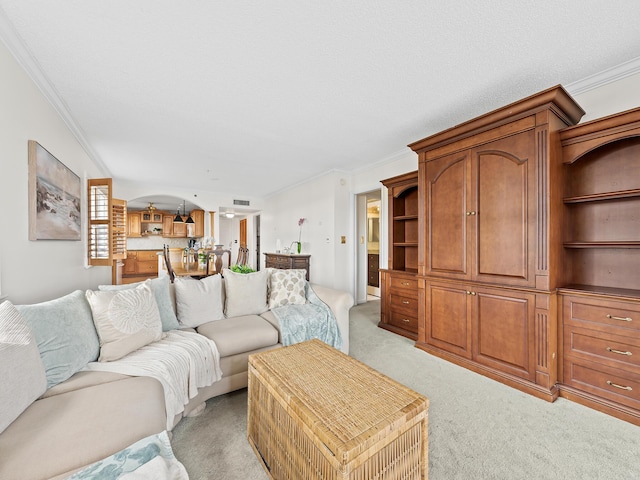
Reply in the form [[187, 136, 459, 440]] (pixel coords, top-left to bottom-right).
[[16, 290, 100, 389]]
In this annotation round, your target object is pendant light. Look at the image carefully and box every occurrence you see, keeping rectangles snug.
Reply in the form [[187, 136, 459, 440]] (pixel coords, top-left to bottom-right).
[[173, 200, 195, 224]]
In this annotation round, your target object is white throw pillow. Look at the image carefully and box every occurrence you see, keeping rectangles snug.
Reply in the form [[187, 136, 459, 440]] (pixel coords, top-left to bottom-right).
[[86, 284, 162, 362], [268, 269, 307, 309], [223, 269, 269, 317], [0, 301, 47, 434], [174, 275, 225, 327]]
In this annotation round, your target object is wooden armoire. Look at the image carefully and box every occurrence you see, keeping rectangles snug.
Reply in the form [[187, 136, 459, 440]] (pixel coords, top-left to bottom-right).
[[409, 86, 585, 401]]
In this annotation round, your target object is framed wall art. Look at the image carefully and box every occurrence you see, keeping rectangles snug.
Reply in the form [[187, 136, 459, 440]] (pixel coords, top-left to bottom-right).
[[28, 140, 81, 240]]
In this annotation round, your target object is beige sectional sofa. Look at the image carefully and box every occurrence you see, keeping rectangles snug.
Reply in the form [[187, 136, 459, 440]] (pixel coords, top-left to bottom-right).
[[0, 268, 353, 480]]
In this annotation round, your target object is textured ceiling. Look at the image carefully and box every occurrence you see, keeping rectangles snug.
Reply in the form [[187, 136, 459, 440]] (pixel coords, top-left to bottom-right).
[[1, 1, 640, 199]]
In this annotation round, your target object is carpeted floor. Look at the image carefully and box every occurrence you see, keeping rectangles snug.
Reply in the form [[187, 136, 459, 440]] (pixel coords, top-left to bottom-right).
[[171, 300, 640, 479]]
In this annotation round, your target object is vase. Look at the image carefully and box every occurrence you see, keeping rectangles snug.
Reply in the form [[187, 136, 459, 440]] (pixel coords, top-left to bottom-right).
[[297, 242, 302, 254]]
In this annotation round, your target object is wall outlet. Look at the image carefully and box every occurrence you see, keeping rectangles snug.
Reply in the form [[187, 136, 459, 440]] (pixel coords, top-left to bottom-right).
[[341, 236, 346, 244]]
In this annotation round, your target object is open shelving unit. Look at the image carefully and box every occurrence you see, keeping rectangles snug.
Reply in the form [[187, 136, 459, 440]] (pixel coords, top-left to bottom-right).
[[561, 129, 640, 297]]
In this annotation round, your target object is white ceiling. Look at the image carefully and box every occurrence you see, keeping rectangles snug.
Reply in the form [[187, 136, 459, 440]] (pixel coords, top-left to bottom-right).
[[1, 1, 640, 199]]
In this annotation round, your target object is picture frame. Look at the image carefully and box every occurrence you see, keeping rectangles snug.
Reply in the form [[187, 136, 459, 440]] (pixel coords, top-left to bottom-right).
[[28, 140, 81, 240]]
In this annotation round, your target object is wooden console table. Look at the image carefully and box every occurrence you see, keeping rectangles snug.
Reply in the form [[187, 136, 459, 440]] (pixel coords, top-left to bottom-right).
[[264, 253, 310, 280]]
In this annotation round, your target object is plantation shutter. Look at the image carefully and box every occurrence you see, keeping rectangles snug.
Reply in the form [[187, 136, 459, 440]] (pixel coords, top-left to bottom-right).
[[88, 178, 126, 266]]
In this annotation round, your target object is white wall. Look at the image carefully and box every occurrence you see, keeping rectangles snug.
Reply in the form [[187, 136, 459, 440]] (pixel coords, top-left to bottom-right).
[[0, 40, 111, 304], [3, 35, 639, 305], [261, 171, 351, 290]]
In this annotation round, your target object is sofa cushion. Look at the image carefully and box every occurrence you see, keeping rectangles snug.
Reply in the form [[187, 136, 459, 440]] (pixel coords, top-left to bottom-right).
[[86, 284, 162, 362], [0, 302, 47, 434], [0, 376, 166, 480], [197, 315, 278, 357], [174, 275, 224, 327], [268, 268, 307, 308], [98, 276, 179, 331], [16, 290, 100, 389], [223, 268, 269, 317]]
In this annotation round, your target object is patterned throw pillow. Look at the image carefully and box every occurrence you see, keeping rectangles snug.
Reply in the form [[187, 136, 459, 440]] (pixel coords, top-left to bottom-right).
[[98, 276, 179, 331], [86, 284, 162, 362], [0, 301, 47, 433], [268, 269, 307, 309]]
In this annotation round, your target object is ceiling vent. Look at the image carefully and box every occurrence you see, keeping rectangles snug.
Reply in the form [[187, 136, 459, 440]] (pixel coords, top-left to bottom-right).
[[233, 199, 250, 206]]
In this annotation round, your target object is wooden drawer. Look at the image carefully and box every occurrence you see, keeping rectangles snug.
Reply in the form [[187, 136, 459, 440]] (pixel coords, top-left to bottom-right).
[[564, 326, 640, 371], [563, 295, 640, 333], [291, 258, 308, 269], [563, 358, 640, 410], [390, 294, 419, 315], [137, 261, 157, 274], [388, 310, 418, 333], [137, 250, 159, 262], [389, 275, 417, 292]]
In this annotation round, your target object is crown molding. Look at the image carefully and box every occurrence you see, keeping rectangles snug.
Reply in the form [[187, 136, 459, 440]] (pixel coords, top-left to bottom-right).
[[0, 9, 110, 176], [566, 56, 640, 96]]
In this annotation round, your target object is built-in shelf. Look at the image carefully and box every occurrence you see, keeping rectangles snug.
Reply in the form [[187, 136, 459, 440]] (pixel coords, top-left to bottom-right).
[[564, 241, 640, 248], [564, 189, 640, 203], [559, 284, 640, 300]]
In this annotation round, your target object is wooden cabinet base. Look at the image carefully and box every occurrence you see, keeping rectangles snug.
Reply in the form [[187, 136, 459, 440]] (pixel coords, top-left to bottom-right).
[[415, 341, 560, 402], [378, 321, 418, 341], [559, 386, 640, 427]]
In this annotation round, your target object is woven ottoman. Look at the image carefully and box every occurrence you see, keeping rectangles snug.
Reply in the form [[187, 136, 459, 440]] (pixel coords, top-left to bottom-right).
[[247, 339, 429, 479]]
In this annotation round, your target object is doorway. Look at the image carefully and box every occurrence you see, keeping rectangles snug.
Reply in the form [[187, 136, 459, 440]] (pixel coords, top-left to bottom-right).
[[355, 189, 382, 304]]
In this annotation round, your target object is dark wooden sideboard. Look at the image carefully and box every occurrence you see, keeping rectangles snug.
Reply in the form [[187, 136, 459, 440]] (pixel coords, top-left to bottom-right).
[[264, 253, 311, 281]]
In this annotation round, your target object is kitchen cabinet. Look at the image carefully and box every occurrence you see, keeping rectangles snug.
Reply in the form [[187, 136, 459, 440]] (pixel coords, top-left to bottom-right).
[[189, 209, 205, 237], [162, 214, 187, 238], [127, 212, 142, 237], [410, 86, 584, 400], [123, 250, 160, 280]]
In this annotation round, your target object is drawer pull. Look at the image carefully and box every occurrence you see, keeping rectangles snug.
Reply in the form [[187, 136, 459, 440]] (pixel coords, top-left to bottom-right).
[[606, 347, 632, 356], [606, 380, 632, 391], [401, 281, 410, 286], [402, 300, 410, 304], [606, 314, 632, 322], [402, 318, 410, 323]]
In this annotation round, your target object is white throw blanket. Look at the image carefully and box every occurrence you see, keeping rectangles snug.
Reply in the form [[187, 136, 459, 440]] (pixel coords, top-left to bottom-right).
[[83, 330, 222, 430]]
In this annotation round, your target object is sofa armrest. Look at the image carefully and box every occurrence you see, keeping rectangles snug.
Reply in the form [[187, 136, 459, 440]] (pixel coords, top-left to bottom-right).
[[310, 284, 354, 354]]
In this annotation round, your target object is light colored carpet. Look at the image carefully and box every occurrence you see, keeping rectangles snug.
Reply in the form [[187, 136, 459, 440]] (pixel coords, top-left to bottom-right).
[[171, 300, 640, 479]]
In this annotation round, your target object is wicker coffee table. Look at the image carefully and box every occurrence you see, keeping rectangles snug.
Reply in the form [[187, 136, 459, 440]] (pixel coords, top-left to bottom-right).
[[247, 339, 429, 480]]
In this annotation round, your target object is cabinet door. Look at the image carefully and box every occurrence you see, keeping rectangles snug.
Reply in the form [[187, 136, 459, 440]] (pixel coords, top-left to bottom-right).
[[123, 251, 137, 274], [162, 215, 174, 237], [472, 130, 536, 287], [425, 281, 472, 358], [425, 151, 471, 280], [190, 209, 205, 237], [173, 221, 187, 238], [127, 212, 141, 237], [472, 285, 535, 380]]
